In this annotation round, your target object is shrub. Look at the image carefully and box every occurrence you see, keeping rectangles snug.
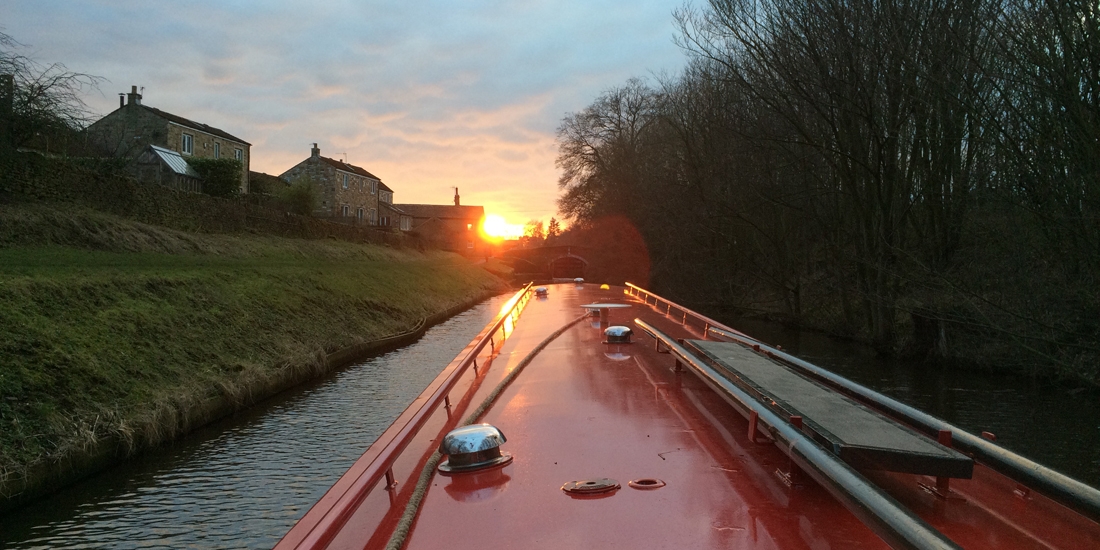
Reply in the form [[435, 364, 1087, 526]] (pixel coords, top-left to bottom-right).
[[276, 176, 318, 216], [189, 158, 243, 198]]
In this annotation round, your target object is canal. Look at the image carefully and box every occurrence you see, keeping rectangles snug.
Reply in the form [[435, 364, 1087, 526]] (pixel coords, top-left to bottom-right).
[[0, 294, 510, 550], [2, 292, 1097, 548]]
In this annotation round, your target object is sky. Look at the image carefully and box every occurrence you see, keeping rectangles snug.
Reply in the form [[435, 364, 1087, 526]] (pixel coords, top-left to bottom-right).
[[5, 0, 690, 228]]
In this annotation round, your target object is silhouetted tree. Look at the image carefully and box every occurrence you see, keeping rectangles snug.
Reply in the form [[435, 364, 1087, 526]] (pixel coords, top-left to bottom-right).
[[0, 32, 103, 152]]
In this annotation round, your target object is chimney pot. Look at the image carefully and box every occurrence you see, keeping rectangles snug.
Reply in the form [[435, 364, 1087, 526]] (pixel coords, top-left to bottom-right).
[[454, 187, 460, 206]]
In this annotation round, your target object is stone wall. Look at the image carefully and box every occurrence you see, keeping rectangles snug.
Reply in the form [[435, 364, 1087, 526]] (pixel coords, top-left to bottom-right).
[[85, 105, 167, 158], [1, 154, 416, 248]]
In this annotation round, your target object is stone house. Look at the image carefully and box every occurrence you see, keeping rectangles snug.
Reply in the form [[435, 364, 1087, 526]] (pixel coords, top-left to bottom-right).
[[395, 190, 487, 256], [85, 86, 251, 192], [377, 182, 411, 230], [279, 144, 382, 222]]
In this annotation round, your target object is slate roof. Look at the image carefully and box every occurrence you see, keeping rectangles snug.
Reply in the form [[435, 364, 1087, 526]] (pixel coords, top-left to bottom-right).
[[380, 201, 407, 215], [316, 156, 382, 181], [392, 204, 484, 220], [140, 105, 251, 145]]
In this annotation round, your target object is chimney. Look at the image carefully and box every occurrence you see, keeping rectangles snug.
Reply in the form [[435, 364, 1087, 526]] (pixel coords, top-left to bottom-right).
[[454, 187, 460, 206], [119, 93, 125, 109], [126, 85, 142, 106], [311, 143, 320, 158]]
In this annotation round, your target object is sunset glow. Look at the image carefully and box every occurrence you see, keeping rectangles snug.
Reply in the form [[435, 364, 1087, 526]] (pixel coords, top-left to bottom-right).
[[482, 214, 526, 240], [7, 1, 687, 228]]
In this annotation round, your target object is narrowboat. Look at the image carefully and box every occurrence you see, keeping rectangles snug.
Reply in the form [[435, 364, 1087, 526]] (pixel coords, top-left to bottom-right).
[[275, 282, 1100, 549]]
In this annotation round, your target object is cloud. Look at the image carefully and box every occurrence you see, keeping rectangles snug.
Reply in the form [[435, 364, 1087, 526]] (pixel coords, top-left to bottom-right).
[[7, 0, 688, 224]]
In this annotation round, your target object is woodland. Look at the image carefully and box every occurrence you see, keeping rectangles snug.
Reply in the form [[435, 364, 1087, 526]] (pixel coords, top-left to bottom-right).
[[554, 0, 1099, 381]]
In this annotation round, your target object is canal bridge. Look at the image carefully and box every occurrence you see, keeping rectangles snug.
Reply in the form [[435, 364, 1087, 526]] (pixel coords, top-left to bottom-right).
[[503, 245, 589, 279]]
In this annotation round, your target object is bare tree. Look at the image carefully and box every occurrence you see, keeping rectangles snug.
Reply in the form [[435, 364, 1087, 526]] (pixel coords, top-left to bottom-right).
[[0, 31, 104, 152]]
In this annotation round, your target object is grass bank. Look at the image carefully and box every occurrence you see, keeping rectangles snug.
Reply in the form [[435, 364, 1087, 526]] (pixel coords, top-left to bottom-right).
[[0, 202, 508, 508]]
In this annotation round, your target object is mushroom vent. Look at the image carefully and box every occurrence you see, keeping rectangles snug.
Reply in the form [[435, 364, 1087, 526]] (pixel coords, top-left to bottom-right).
[[604, 326, 633, 344], [438, 424, 513, 474], [535, 287, 549, 297], [574, 278, 584, 283]]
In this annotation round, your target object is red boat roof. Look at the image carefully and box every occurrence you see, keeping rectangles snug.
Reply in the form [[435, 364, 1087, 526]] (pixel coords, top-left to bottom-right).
[[277, 283, 1100, 549]]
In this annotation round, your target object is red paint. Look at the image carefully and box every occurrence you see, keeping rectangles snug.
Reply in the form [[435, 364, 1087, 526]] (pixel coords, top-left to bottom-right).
[[277, 283, 1100, 550]]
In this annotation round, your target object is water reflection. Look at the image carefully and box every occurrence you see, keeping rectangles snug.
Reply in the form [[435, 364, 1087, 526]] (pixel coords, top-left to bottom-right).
[[442, 467, 511, 503], [0, 295, 509, 549]]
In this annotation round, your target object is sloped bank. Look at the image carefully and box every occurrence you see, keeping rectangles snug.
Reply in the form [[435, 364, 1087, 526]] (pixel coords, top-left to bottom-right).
[[0, 204, 509, 512]]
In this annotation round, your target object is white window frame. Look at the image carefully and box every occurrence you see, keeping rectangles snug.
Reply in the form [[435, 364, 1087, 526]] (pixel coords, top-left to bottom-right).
[[234, 148, 243, 161], [369, 208, 377, 224], [371, 180, 377, 194], [213, 142, 220, 159], [342, 173, 349, 189], [181, 133, 193, 155], [357, 208, 364, 220], [342, 205, 349, 217], [400, 217, 410, 231]]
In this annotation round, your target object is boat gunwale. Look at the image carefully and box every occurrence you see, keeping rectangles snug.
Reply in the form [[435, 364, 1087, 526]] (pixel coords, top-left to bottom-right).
[[634, 318, 962, 550], [276, 283, 533, 550], [625, 282, 1100, 524]]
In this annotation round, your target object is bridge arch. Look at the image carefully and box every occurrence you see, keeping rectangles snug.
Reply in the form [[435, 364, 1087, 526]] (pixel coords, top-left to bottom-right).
[[548, 253, 587, 279]]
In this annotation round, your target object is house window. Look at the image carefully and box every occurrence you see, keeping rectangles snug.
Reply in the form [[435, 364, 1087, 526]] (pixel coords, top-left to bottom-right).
[[213, 142, 220, 159], [234, 148, 243, 161], [369, 208, 377, 224], [357, 208, 363, 220], [342, 205, 349, 217], [400, 217, 410, 231], [371, 180, 377, 194], [467, 223, 473, 230], [181, 133, 193, 155], [342, 173, 348, 189], [467, 241, 474, 249]]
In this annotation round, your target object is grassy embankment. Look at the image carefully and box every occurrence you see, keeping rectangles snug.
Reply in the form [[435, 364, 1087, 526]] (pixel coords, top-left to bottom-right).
[[0, 202, 508, 505]]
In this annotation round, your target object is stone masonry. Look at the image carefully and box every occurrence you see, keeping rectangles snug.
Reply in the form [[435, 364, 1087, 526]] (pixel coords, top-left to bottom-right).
[[85, 86, 251, 192], [279, 144, 382, 222]]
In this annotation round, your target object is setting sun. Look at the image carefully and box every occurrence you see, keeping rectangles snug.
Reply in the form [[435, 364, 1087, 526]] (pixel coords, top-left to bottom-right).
[[482, 214, 526, 240]]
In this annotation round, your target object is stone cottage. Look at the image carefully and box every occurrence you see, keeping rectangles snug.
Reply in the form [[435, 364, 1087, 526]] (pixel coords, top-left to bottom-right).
[[395, 190, 487, 256], [85, 86, 251, 192], [279, 144, 383, 222]]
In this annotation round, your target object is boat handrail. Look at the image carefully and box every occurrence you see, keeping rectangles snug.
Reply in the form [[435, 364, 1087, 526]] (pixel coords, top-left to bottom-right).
[[287, 283, 535, 550], [634, 318, 962, 550], [625, 282, 1100, 523], [705, 324, 1100, 524], [624, 282, 760, 342]]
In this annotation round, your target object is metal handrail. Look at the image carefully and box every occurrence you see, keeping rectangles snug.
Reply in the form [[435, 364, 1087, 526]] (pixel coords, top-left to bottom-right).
[[706, 324, 1100, 524], [290, 283, 534, 549], [634, 318, 961, 550], [625, 282, 1100, 523], [624, 282, 759, 342]]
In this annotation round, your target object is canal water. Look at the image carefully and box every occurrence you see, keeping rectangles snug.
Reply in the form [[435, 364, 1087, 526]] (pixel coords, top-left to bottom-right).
[[0, 294, 510, 550], [2, 294, 1097, 548]]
